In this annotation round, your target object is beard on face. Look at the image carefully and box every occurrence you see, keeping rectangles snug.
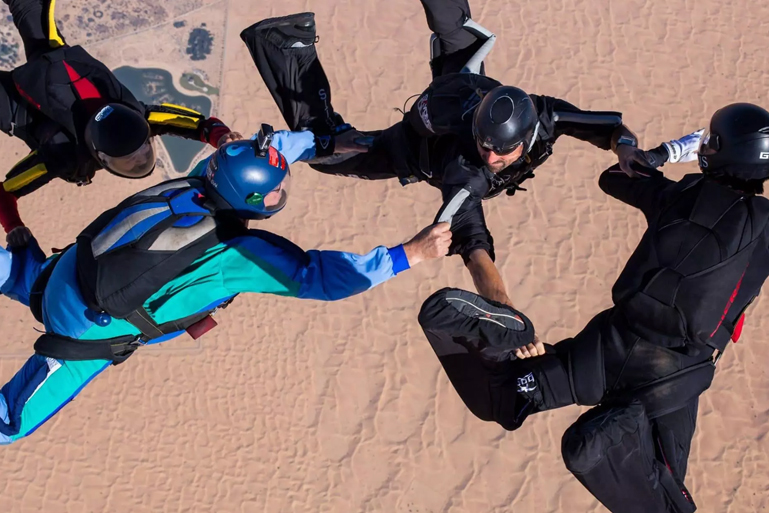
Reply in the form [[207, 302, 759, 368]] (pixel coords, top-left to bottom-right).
[[477, 141, 524, 174], [487, 159, 508, 173]]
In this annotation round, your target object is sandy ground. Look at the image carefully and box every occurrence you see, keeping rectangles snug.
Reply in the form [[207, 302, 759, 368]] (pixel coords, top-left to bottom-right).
[[2, 0, 769, 512]]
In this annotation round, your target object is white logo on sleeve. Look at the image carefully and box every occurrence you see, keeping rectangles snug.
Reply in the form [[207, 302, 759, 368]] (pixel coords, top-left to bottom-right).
[[517, 372, 537, 393], [417, 95, 433, 133], [760, 152, 769, 160]]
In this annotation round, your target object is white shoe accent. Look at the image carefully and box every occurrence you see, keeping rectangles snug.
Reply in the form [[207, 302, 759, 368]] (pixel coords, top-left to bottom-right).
[[460, 19, 496, 74], [429, 33, 440, 62], [663, 128, 705, 164]]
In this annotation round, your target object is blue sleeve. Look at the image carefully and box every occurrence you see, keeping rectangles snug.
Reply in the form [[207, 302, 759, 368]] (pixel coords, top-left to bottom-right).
[[0, 240, 49, 306], [189, 130, 315, 179], [296, 245, 410, 300], [267, 130, 316, 164], [222, 232, 410, 301]]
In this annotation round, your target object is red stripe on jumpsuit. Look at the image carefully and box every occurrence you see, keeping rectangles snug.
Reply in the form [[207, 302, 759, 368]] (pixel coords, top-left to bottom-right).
[[62, 61, 102, 100]]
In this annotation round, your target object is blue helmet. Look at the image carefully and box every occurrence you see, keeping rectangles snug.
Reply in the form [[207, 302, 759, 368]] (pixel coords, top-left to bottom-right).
[[204, 133, 291, 220]]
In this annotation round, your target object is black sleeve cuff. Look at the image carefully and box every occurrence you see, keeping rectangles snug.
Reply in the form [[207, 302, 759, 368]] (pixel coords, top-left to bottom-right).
[[313, 133, 336, 158], [643, 144, 671, 168]]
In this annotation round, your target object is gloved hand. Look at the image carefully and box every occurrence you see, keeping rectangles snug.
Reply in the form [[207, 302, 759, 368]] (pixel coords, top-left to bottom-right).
[[199, 117, 233, 148], [334, 127, 372, 155], [501, 169, 535, 197], [616, 144, 656, 177], [443, 156, 493, 198], [6, 226, 32, 249]]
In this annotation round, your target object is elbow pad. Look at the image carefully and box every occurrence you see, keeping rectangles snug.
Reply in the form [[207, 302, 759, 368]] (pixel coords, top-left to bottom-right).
[[146, 103, 206, 130], [553, 111, 623, 128]]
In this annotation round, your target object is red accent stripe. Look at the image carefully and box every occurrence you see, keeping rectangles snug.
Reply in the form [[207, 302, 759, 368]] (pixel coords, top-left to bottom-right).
[[710, 267, 747, 338], [732, 313, 745, 343], [268, 146, 280, 168], [62, 61, 102, 100], [656, 437, 674, 474], [0, 186, 24, 232], [14, 84, 41, 109]]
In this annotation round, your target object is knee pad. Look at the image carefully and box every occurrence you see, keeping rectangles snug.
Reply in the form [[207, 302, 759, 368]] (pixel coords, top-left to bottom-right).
[[562, 401, 696, 513]]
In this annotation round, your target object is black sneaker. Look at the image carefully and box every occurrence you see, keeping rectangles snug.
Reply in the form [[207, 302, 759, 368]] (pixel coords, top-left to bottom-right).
[[240, 12, 317, 49]]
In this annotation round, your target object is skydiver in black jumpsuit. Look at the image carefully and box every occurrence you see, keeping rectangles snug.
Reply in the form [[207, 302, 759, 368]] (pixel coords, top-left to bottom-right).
[[418, 102, 769, 513], [0, 0, 237, 245], [240, 1, 664, 340]]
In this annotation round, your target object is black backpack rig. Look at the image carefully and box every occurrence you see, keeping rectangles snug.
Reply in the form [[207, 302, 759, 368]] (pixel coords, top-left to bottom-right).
[[28, 177, 248, 365], [609, 175, 769, 418]]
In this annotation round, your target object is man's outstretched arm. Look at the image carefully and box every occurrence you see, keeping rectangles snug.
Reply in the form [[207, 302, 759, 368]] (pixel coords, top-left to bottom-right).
[[144, 103, 239, 148], [465, 248, 512, 306], [463, 249, 544, 359], [541, 95, 652, 176], [434, 159, 512, 305], [599, 129, 705, 217], [435, 159, 544, 358], [0, 149, 61, 245], [222, 223, 451, 301]]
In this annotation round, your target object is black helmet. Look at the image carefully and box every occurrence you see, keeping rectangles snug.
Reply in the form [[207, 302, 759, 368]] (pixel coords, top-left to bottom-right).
[[698, 103, 769, 180], [84, 103, 156, 179], [472, 86, 539, 159]]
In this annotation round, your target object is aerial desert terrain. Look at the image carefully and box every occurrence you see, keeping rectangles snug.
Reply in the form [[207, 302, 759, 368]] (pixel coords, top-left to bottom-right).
[[1, 0, 768, 512]]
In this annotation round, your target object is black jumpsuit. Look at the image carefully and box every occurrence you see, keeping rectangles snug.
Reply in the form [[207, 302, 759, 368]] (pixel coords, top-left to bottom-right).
[[420, 166, 769, 513], [241, 0, 624, 262], [0, 0, 229, 232]]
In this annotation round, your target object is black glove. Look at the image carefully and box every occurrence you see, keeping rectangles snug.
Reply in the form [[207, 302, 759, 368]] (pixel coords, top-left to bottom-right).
[[6, 226, 32, 249], [442, 156, 492, 198], [642, 144, 671, 169]]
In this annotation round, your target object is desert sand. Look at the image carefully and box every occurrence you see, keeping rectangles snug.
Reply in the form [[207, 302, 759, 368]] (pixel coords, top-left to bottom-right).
[[1, 0, 769, 512]]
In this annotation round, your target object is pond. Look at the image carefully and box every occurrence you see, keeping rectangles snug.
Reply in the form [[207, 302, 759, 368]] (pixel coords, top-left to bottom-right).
[[112, 66, 212, 175]]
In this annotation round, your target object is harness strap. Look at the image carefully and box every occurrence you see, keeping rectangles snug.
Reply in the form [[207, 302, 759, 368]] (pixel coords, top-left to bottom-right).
[[618, 359, 716, 420], [34, 333, 141, 365], [32, 301, 235, 366], [125, 308, 214, 341]]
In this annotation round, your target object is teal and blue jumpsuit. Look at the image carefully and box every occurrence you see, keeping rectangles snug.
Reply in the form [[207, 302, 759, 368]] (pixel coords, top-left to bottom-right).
[[0, 130, 410, 444]]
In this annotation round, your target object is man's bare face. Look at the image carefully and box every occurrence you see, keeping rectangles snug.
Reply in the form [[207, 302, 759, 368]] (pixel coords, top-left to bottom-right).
[[476, 141, 524, 173]]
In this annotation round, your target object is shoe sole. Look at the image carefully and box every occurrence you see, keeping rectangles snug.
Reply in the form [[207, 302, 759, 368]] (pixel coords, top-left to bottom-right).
[[243, 12, 316, 34], [445, 294, 525, 330]]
